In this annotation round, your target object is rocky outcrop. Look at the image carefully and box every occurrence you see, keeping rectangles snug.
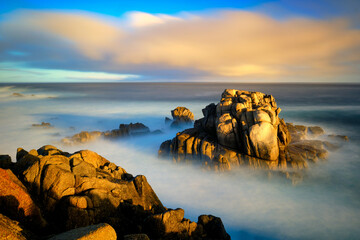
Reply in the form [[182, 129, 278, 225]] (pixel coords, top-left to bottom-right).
[[62, 122, 152, 145], [159, 89, 345, 176], [32, 122, 53, 128], [165, 107, 195, 128], [1, 145, 230, 239]]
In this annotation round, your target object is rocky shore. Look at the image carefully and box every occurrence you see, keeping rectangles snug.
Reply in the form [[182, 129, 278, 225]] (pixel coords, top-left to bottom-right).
[[159, 89, 347, 181], [0, 145, 230, 240]]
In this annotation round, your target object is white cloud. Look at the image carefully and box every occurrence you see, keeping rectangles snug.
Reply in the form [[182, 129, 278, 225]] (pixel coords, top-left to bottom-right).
[[1, 9, 360, 82]]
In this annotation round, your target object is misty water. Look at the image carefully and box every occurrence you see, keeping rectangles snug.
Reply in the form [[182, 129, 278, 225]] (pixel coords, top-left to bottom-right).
[[1, 83, 360, 239]]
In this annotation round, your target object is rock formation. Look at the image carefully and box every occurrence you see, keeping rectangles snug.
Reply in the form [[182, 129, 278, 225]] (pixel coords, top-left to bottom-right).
[[32, 122, 53, 128], [159, 89, 346, 176], [62, 122, 153, 145], [0, 145, 230, 239], [166, 107, 195, 128]]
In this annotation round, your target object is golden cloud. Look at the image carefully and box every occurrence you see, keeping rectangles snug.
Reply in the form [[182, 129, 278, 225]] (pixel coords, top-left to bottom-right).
[[1, 9, 360, 81]]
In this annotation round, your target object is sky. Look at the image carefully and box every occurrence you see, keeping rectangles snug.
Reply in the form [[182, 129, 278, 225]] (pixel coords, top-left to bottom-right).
[[0, 0, 359, 83]]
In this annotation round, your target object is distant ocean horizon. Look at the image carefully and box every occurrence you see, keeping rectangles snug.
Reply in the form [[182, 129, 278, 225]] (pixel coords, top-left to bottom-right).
[[1, 82, 360, 239]]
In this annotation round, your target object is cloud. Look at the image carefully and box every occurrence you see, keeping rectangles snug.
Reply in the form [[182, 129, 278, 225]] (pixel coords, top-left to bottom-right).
[[0, 9, 360, 82]]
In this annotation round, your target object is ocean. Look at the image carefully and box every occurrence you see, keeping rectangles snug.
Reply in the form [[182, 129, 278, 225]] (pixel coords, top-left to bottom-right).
[[1, 82, 360, 239]]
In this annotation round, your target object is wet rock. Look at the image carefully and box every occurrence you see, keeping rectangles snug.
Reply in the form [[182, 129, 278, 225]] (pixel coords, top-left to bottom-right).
[[48, 223, 117, 240], [32, 122, 53, 128], [62, 123, 152, 145]]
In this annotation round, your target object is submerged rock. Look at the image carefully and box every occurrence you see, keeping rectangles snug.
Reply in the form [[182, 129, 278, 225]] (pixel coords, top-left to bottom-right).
[[159, 89, 345, 177], [62, 122, 153, 145], [2, 145, 230, 239], [32, 122, 53, 128]]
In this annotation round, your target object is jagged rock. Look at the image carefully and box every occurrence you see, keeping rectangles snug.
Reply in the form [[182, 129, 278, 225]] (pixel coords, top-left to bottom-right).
[[0, 155, 12, 169], [9, 145, 229, 239], [159, 89, 342, 175], [0, 168, 47, 230], [62, 123, 152, 145], [167, 107, 194, 128], [48, 223, 117, 240], [197, 215, 231, 240]]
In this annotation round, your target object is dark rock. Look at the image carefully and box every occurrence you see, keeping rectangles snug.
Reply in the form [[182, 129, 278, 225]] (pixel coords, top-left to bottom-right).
[[0, 155, 12, 169], [32, 122, 53, 128], [124, 233, 150, 240], [62, 122, 151, 145]]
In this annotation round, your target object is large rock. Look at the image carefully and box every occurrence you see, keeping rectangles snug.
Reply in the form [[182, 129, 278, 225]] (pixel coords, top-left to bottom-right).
[[10, 145, 230, 239], [159, 89, 343, 175], [48, 223, 117, 240], [0, 168, 47, 230]]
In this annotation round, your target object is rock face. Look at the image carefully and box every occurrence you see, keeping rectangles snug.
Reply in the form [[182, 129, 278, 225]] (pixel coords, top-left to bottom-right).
[[0, 168, 47, 230], [1, 145, 230, 239], [62, 122, 151, 145], [167, 107, 195, 128], [159, 89, 343, 175]]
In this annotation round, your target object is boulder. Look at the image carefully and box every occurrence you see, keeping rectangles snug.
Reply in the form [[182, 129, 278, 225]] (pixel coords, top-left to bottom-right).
[[0, 168, 47, 230], [9, 145, 230, 239], [159, 89, 343, 176], [168, 107, 194, 128], [48, 223, 117, 240]]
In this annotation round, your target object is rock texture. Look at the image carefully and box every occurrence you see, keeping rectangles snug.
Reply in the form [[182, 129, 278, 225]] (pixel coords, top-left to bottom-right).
[[62, 122, 152, 145], [0, 213, 33, 240], [1, 145, 230, 240], [166, 107, 195, 128], [159, 89, 345, 176], [48, 223, 117, 240]]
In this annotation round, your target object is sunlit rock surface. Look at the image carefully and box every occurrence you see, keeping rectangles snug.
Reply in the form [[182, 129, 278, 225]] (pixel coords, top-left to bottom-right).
[[169, 106, 195, 128], [159, 89, 347, 177], [0, 145, 230, 240]]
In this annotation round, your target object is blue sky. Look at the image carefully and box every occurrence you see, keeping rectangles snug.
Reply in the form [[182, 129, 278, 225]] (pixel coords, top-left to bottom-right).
[[0, 0, 359, 82]]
